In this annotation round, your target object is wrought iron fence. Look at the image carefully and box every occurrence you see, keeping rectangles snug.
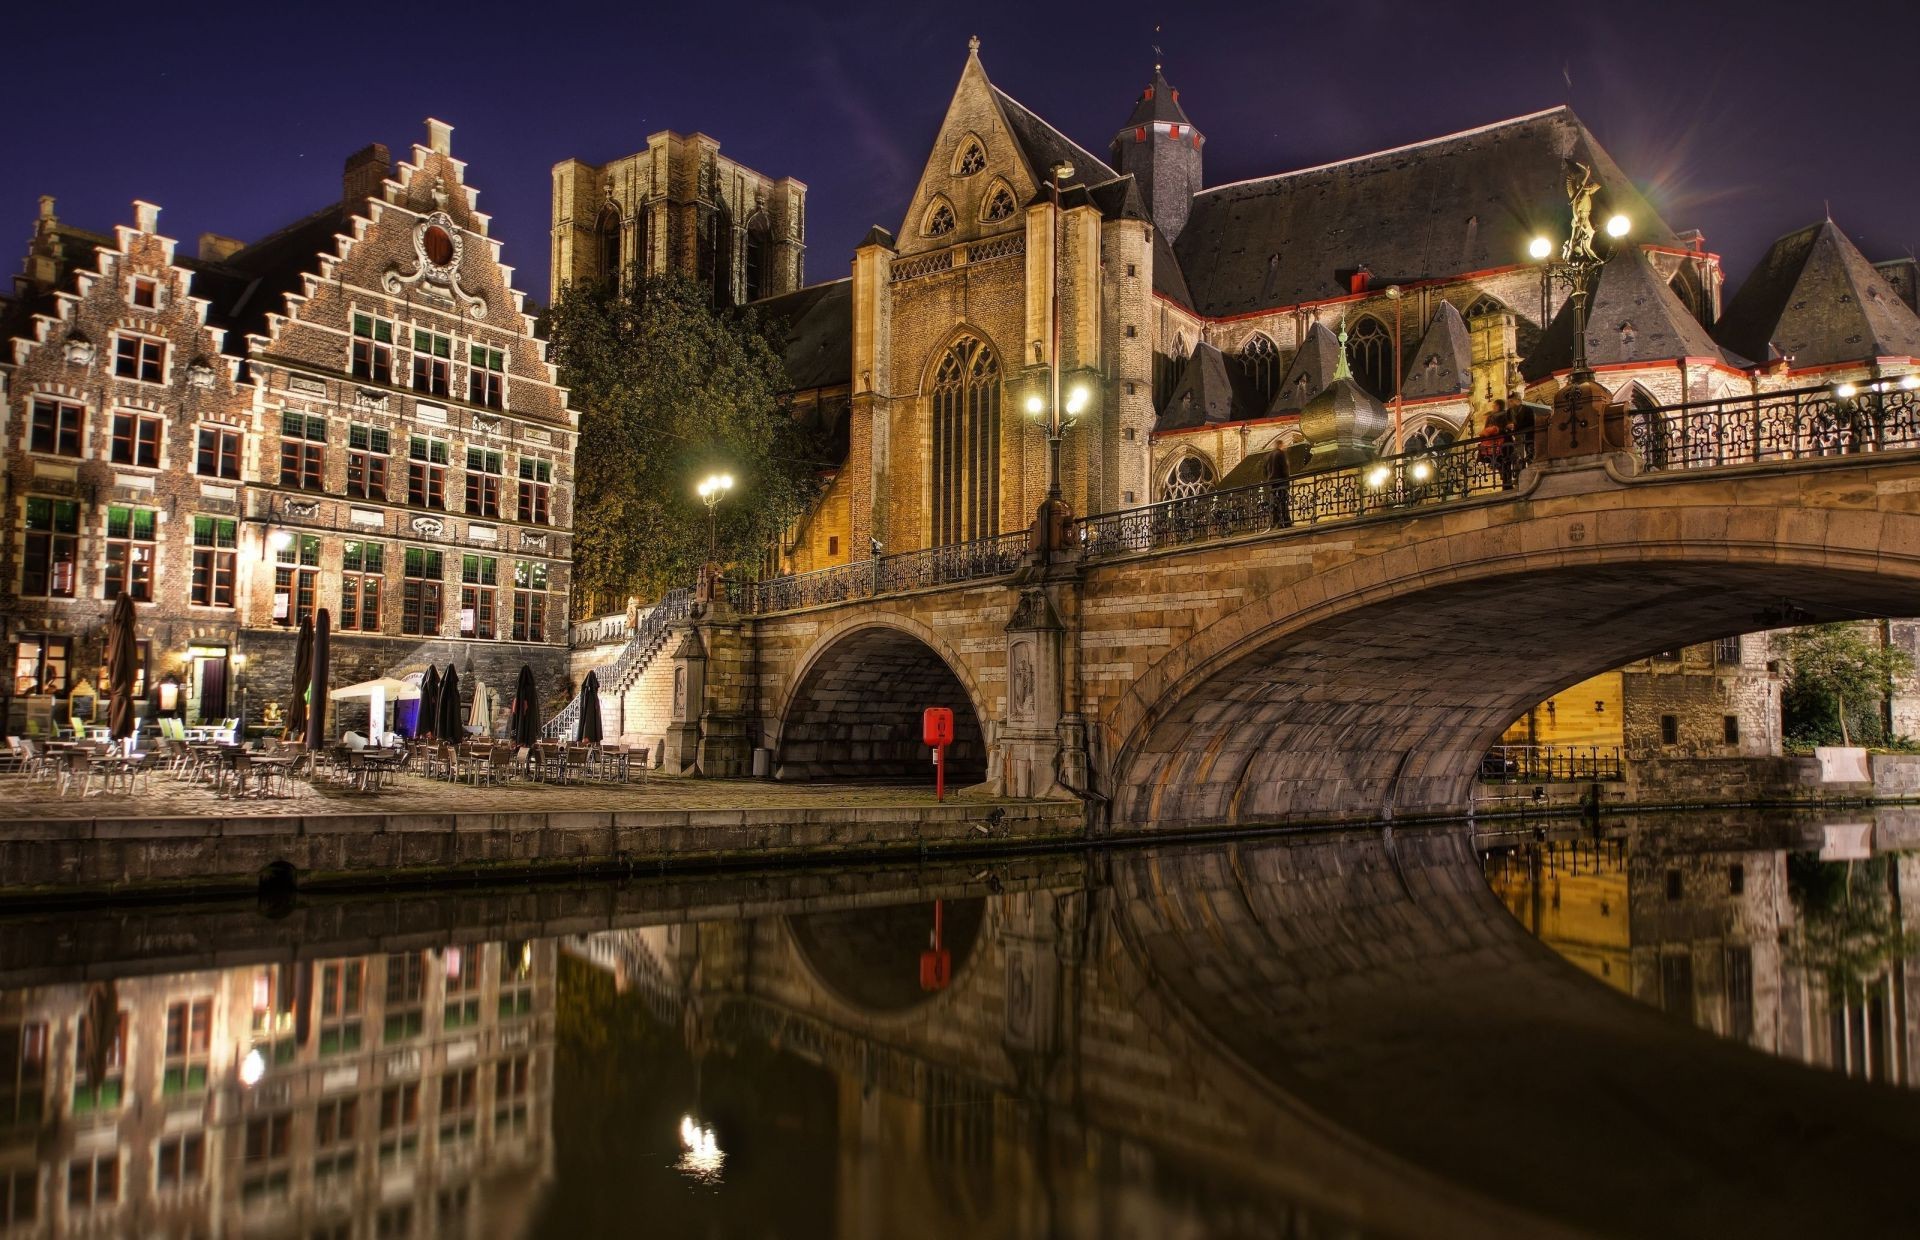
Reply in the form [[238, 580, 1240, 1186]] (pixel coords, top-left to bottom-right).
[[1078, 434, 1530, 559], [545, 588, 693, 738], [1631, 379, 1920, 472], [732, 529, 1029, 615], [1479, 744, 1624, 783]]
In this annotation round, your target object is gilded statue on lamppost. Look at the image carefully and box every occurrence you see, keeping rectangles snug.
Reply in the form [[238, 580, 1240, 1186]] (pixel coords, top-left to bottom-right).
[[1528, 161, 1633, 456]]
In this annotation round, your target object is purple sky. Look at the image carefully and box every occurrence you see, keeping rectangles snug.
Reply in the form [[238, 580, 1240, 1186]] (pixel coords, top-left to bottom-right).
[[5, 0, 1914, 304]]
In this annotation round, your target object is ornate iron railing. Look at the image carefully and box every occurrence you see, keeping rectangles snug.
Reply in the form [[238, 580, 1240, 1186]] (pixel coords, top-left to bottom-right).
[[1630, 379, 1920, 472], [545, 588, 693, 738], [733, 530, 1029, 615], [1079, 435, 1530, 558], [1480, 744, 1624, 783]]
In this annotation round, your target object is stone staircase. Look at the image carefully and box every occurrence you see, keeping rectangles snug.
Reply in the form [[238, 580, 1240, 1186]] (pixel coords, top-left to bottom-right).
[[545, 588, 692, 740]]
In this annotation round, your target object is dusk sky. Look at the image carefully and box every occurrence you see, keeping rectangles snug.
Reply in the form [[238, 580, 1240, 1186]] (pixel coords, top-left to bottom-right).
[[4, 0, 1913, 302]]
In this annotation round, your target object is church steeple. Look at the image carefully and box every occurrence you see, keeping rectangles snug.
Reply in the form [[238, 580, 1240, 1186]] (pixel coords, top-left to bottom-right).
[[1110, 64, 1203, 242]]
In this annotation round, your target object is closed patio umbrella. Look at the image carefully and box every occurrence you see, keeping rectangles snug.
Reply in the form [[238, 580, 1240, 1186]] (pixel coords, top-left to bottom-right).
[[577, 669, 603, 744], [417, 665, 442, 741], [105, 592, 138, 743], [305, 609, 330, 751], [438, 664, 462, 742], [288, 615, 313, 738], [508, 664, 540, 745], [468, 677, 494, 737]]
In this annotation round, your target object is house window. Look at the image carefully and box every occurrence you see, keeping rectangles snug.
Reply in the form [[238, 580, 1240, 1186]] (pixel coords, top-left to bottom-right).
[[104, 506, 157, 602], [408, 436, 448, 508], [23, 498, 80, 598], [347, 424, 390, 499], [464, 448, 502, 517], [378, 1083, 420, 1168], [196, 425, 241, 479], [411, 328, 452, 396], [28, 398, 83, 457], [318, 960, 364, 1055], [1715, 636, 1742, 664], [70, 1009, 126, 1114], [439, 1068, 478, 1145], [460, 555, 497, 639], [929, 336, 1000, 545], [512, 561, 548, 642], [443, 947, 481, 1028], [1729, 863, 1745, 895], [1346, 316, 1394, 400], [1242, 333, 1279, 405], [341, 542, 384, 632], [110, 411, 162, 467], [828, 535, 839, 556], [273, 535, 320, 626], [94, 640, 148, 699], [190, 516, 237, 607], [517, 458, 552, 524], [161, 998, 212, 1096], [495, 1054, 531, 1135], [13, 635, 70, 696], [925, 200, 956, 237], [468, 344, 505, 407], [1724, 715, 1740, 745], [279, 413, 327, 489], [1163, 455, 1216, 501], [155, 1133, 204, 1188], [352, 313, 394, 384], [1660, 714, 1679, 745], [113, 333, 166, 383], [66, 1154, 117, 1208], [401, 549, 443, 636], [129, 276, 159, 309], [383, 952, 426, 1041], [241, 1112, 292, 1202], [314, 1096, 359, 1182], [499, 941, 535, 1018], [983, 184, 1015, 222]]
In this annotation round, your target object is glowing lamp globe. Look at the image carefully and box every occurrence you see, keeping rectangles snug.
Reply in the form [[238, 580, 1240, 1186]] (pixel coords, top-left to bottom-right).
[[1605, 214, 1631, 238], [1527, 236, 1554, 261]]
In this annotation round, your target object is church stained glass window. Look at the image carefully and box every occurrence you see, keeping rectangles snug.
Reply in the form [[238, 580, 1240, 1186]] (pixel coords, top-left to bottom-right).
[[1162, 454, 1215, 501], [931, 337, 1000, 545], [1242, 333, 1278, 404], [926, 201, 957, 237], [1347, 316, 1393, 400], [1404, 422, 1456, 452], [596, 204, 622, 284], [1464, 294, 1505, 321]]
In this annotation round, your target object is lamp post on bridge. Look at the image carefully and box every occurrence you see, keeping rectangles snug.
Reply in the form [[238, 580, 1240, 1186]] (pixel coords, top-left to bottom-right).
[[1528, 161, 1631, 456], [1026, 160, 1090, 561]]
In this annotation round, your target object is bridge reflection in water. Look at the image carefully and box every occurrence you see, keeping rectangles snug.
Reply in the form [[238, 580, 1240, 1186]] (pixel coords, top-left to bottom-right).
[[3, 811, 1920, 1238]]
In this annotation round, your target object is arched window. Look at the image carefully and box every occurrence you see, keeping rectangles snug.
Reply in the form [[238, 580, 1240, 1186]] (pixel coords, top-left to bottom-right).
[[1156, 333, 1189, 408], [1670, 266, 1707, 326], [956, 141, 987, 177], [982, 183, 1016, 223], [931, 338, 1001, 545], [703, 203, 734, 308], [1346, 316, 1393, 399], [1241, 333, 1279, 404], [1404, 421, 1457, 452], [1162, 454, 1215, 500], [596, 204, 622, 284], [1464, 294, 1505, 321], [925, 199, 957, 238], [744, 214, 772, 302]]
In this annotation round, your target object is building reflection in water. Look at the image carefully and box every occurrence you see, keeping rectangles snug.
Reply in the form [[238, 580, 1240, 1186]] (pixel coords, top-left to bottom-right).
[[0, 941, 555, 1236], [1484, 822, 1920, 1086]]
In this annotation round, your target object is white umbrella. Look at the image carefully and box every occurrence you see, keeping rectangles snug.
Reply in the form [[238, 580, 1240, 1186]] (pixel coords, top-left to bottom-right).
[[468, 678, 494, 737], [328, 677, 420, 743]]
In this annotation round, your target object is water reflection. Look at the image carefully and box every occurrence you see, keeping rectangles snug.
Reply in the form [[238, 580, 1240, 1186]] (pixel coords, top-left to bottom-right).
[[1484, 817, 1920, 1087]]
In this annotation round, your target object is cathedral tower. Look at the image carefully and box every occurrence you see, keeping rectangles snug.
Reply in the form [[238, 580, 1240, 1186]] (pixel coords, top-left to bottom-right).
[[1110, 65, 1202, 242]]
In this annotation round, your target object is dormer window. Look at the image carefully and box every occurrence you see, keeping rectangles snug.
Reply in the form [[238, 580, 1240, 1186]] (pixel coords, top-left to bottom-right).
[[982, 184, 1016, 223], [925, 201, 957, 238], [130, 276, 159, 309], [957, 141, 986, 176]]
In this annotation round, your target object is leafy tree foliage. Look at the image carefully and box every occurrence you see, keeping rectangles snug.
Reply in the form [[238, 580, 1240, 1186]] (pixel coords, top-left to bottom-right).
[[546, 270, 822, 616], [1773, 623, 1913, 746]]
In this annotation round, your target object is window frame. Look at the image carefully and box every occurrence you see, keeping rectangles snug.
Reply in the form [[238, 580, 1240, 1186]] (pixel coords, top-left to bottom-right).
[[23, 497, 81, 599], [103, 505, 157, 602], [401, 548, 444, 636], [190, 516, 238, 608], [112, 332, 167, 384], [28, 398, 84, 459], [195, 424, 242, 480], [109, 410, 164, 469]]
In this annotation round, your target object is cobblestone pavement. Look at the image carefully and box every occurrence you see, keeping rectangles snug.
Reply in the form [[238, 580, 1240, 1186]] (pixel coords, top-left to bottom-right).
[[0, 768, 1007, 822]]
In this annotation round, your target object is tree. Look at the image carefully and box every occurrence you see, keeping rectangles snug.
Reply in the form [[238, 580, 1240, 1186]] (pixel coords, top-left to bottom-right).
[[545, 270, 824, 616], [1773, 623, 1913, 746]]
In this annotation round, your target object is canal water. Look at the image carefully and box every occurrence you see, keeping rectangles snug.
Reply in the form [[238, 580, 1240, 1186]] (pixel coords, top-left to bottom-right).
[[3, 807, 1918, 1238]]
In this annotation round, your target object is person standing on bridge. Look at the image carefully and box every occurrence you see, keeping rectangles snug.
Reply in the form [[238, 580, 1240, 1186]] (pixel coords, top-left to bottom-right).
[[1479, 405, 1518, 490], [1264, 445, 1293, 529]]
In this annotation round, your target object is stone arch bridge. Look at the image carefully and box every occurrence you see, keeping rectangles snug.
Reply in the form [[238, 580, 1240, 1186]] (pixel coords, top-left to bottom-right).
[[599, 384, 1920, 829]]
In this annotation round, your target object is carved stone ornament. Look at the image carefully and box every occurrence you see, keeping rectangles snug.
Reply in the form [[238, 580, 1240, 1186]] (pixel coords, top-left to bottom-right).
[[283, 499, 321, 519], [355, 389, 389, 412], [410, 515, 445, 536], [1009, 639, 1035, 721], [64, 334, 95, 366], [187, 358, 216, 390], [471, 413, 501, 436], [518, 530, 548, 551], [383, 210, 487, 319]]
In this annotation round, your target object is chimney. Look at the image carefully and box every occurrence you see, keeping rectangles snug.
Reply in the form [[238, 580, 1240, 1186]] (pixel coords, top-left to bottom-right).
[[133, 201, 161, 233], [1349, 266, 1371, 295], [343, 143, 391, 204], [198, 233, 245, 262], [425, 118, 453, 156]]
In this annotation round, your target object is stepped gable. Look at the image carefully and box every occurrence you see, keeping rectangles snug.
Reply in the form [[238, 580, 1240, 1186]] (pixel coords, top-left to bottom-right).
[[1399, 301, 1473, 399], [1156, 340, 1259, 430], [1715, 220, 1920, 368], [1268, 321, 1343, 414], [1523, 244, 1742, 381], [1174, 107, 1675, 318]]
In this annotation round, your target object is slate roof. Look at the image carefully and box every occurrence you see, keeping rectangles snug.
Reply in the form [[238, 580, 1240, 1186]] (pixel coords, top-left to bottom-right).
[[1522, 245, 1742, 381], [755, 277, 853, 392], [1268, 322, 1342, 414], [990, 86, 1117, 186], [186, 201, 351, 353], [1399, 302, 1472, 400], [1121, 68, 1193, 130], [1715, 221, 1920, 368], [1171, 107, 1675, 318], [1155, 340, 1261, 430]]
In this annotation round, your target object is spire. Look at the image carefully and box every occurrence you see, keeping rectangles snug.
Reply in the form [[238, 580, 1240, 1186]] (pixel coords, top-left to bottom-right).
[[1110, 60, 1203, 242], [1333, 321, 1353, 381]]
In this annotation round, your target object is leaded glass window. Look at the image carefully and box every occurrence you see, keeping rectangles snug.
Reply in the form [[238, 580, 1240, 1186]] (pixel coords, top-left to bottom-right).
[[1242, 333, 1278, 404], [957, 142, 986, 176], [983, 185, 1015, 222], [1162, 455, 1215, 501], [926, 201, 956, 237], [1347, 317, 1393, 400], [930, 337, 1000, 545]]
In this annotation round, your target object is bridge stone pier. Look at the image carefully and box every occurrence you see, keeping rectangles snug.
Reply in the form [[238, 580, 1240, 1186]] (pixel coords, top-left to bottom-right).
[[652, 436, 1920, 829]]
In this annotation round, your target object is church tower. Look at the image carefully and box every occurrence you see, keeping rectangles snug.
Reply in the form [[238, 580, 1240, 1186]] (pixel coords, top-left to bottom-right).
[[1110, 65, 1202, 242]]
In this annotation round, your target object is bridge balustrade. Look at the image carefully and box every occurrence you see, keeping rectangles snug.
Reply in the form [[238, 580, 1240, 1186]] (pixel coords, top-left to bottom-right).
[[730, 530, 1028, 614], [1631, 379, 1920, 472]]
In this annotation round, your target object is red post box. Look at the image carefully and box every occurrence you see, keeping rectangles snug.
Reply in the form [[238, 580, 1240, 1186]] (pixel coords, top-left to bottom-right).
[[922, 707, 954, 801]]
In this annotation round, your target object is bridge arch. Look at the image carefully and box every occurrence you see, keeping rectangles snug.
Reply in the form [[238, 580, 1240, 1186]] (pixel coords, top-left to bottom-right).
[[1102, 469, 1920, 828], [773, 614, 991, 783]]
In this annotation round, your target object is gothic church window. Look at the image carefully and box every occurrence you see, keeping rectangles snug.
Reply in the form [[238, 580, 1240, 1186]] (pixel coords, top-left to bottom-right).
[[1241, 333, 1278, 404], [930, 337, 1000, 545], [1347, 316, 1394, 400], [744, 215, 772, 302], [1155, 334, 1190, 409], [1162, 454, 1215, 501], [957, 141, 987, 177], [1464, 294, 1505, 321], [983, 184, 1016, 223], [596, 205, 622, 284], [925, 200, 957, 238], [1403, 422, 1456, 452], [703, 204, 735, 309]]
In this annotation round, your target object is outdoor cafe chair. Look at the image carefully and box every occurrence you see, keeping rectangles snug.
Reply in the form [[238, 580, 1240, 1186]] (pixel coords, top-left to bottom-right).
[[59, 751, 100, 798], [1, 737, 27, 774]]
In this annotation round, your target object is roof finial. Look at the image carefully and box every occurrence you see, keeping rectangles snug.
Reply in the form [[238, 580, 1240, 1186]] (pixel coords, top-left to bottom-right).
[[1333, 316, 1353, 382], [1153, 23, 1163, 72], [967, 34, 980, 57]]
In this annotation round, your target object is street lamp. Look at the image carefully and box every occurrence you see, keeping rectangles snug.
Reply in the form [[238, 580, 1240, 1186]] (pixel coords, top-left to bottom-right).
[[1384, 285, 1404, 452], [695, 472, 733, 561], [1528, 163, 1631, 385], [1027, 159, 1084, 558]]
